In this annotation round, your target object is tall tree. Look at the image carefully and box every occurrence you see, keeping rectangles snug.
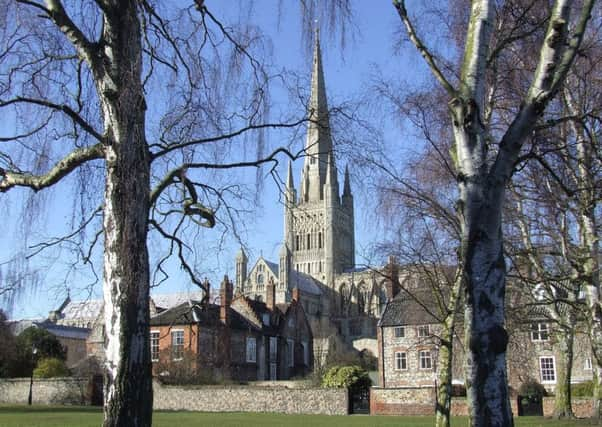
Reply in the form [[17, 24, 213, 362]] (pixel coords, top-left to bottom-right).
[[0, 2, 310, 426], [392, 1, 596, 425]]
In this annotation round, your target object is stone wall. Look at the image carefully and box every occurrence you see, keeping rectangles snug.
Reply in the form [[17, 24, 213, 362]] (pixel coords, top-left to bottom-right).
[[0, 378, 90, 405], [153, 380, 348, 415]]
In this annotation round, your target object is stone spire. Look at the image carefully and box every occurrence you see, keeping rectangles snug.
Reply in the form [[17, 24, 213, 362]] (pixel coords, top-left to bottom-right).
[[302, 27, 334, 203], [343, 164, 352, 197]]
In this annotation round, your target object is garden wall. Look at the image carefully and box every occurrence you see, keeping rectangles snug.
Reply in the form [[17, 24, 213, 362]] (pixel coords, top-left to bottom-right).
[[152, 380, 348, 415], [542, 397, 593, 418], [0, 377, 90, 405]]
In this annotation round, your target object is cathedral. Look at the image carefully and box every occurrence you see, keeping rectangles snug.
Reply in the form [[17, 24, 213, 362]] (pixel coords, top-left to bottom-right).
[[234, 33, 390, 355]]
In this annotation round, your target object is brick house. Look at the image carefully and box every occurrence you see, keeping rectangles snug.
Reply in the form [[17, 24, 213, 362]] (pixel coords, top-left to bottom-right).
[[150, 276, 313, 382]]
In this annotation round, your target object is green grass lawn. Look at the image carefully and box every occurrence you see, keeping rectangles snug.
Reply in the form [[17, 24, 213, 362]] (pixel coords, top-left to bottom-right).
[[0, 405, 599, 427]]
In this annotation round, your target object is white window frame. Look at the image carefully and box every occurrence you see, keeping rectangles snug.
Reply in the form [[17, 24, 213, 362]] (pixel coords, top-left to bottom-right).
[[171, 329, 185, 361], [419, 350, 432, 370], [531, 323, 549, 342], [150, 330, 160, 362], [394, 326, 405, 338], [585, 357, 593, 371], [246, 337, 257, 363], [287, 338, 295, 367], [418, 325, 430, 338], [394, 351, 407, 370], [540, 356, 556, 383]]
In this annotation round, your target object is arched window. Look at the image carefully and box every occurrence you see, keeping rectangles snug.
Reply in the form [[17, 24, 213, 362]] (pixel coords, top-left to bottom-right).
[[307, 233, 311, 250], [295, 235, 300, 251], [318, 232, 322, 249]]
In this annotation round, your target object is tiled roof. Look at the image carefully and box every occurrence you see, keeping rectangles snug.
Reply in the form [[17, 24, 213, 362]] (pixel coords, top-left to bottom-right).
[[149, 301, 255, 331], [151, 291, 205, 310], [379, 291, 442, 327]]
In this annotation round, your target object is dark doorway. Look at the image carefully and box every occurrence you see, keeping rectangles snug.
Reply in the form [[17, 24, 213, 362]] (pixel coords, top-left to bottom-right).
[[90, 375, 104, 406], [349, 387, 370, 414], [517, 394, 543, 416]]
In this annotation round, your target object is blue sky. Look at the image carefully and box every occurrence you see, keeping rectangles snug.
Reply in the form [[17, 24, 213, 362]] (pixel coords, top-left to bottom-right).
[[1, 1, 433, 319]]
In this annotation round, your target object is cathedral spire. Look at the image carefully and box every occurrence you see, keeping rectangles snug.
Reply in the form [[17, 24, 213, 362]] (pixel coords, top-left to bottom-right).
[[302, 26, 334, 203], [286, 159, 294, 190], [343, 164, 352, 197]]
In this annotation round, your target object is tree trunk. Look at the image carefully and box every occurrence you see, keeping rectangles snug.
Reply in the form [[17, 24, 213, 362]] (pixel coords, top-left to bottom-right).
[[553, 326, 575, 418], [435, 321, 454, 427], [98, 3, 153, 426]]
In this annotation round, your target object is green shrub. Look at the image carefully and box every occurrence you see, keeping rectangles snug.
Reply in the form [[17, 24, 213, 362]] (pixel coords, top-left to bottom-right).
[[518, 378, 547, 398], [572, 380, 594, 397], [321, 365, 371, 392], [33, 357, 70, 378]]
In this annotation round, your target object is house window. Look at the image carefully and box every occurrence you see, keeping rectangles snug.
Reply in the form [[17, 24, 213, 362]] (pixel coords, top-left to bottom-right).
[[302, 341, 309, 366], [395, 352, 407, 370], [171, 330, 184, 361], [287, 339, 295, 367], [419, 350, 432, 370], [150, 331, 160, 362], [269, 337, 278, 361], [531, 323, 549, 342], [262, 313, 270, 325], [418, 325, 430, 337], [585, 358, 592, 371], [540, 356, 556, 383], [246, 337, 257, 363], [394, 326, 405, 338]]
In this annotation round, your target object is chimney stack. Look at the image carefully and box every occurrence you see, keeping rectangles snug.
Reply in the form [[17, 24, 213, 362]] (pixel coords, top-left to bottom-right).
[[220, 275, 233, 325], [266, 277, 276, 310], [385, 255, 400, 300]]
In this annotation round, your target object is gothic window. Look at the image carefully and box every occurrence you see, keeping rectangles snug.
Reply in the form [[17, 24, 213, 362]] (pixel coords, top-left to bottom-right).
[[257, 274, 264, 291], [296, 235, 300, 251], [307, 233, 311, 249], [319, 262, 322, 273], [318, 232, 322, 249], [339, 284, 348, 313], [307, 263, 310, 273]]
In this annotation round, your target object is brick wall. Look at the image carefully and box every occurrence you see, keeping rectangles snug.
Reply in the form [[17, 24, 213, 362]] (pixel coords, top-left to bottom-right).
[[153, 380, 348, 415], [371, 388, 520, 416], [0, 378, 90, 405], [542, 397, 593, 418]]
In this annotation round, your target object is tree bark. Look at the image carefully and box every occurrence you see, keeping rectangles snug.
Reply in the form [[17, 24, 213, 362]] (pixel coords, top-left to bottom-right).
[[97, 3, 152, 426], [435, 320, 454, 427], [554, 326, 575, 418]]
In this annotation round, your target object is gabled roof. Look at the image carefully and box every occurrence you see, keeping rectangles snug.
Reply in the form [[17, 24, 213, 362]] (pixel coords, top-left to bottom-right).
[[379, 291, 442, 327], [149, 301, 255, 331]]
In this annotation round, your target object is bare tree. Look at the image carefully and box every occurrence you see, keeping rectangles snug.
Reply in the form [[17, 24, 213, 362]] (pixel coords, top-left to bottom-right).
[[0, 2, 315, 426], [392, 1, 596, 425]]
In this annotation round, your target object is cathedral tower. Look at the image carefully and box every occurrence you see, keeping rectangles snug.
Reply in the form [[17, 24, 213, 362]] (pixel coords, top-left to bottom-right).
[[283, 30, 355, 290]]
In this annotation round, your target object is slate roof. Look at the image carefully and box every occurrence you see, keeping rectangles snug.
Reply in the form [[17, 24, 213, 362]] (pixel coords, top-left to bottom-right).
[[61, 299, 104, 321], [149, 301, 255, 331], [36, 321, 90, 340], [379, 291, 442, 327], [152, 291, 205, 310]]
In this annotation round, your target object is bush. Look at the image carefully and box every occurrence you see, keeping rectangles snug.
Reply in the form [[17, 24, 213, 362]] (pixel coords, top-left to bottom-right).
[[33, 357, 70, 378], [321, 365, 371, 392], [518, 378, 547, 398], [572, 380, 594, 397]]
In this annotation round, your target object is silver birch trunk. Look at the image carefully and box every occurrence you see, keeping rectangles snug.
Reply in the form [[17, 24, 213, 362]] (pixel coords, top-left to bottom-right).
[[96, 3, 152, 426], [435, 319, 455, 427], [553, 326, 575, 418]]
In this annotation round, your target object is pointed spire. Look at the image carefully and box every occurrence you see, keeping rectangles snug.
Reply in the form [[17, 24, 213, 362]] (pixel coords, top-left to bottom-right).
[[309, 27, 328, 121], [343, 164, 352, 196], [286, 160, 294, 189]]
